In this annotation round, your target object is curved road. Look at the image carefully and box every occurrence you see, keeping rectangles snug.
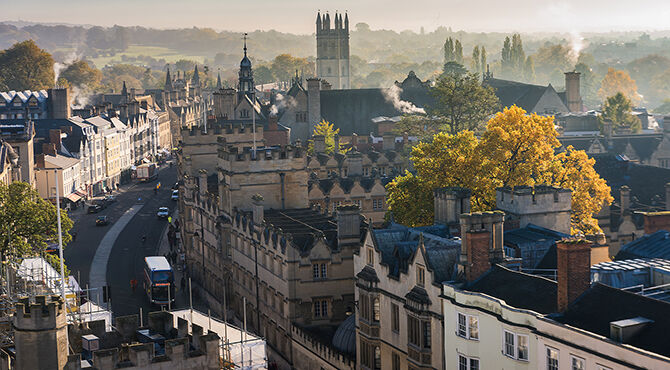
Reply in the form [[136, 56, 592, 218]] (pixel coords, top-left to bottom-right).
[[64, 165, 177, 317]]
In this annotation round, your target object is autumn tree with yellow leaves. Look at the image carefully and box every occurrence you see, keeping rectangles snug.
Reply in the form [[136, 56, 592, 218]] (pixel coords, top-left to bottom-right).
[[386, 106, 613, 234], [598, 68, 641, 104]]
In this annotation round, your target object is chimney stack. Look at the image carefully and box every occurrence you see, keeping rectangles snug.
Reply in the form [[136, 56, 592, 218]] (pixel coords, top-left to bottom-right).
[[334, 134, 340, 152], [620, 186, 631, 216], [642, 211, 670, 235], [35, 153, 46, 168], [564, 71, 582, 113], [48, 129, 62, 152], [42, 143, 57, 156], [382, 132, 395, 151], [47, 88, 71, 119], [306, 78, 322, 135], [351, 133, 359, 150], [337, 204, 361, 245], [557, 238, 592, 311], [459, 211, 505, 282], [268, 114, 278, 131], [434, 187, 471, 235], [313, 135, 326, 154], [346, 151, 363, 176]]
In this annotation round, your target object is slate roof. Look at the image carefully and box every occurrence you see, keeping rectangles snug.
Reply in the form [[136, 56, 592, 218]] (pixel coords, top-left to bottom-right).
[[371, 223, 460, 283], [558, 134, 663, 162], [592, 154, 670, 206], [555, 283, 670, 358], [616, 230, 670, 260], [0, 90, 48, 104], [263, 208, 340, 253], [331, 314, 356, 356], [466, 264, 558, 314], [483, 78, 566, 113], [309, 175, 393, 195], [504, 224, 569, 269]]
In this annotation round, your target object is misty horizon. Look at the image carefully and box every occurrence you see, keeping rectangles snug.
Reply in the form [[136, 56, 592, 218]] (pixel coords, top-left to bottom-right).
[[2, 0, 670, 34]]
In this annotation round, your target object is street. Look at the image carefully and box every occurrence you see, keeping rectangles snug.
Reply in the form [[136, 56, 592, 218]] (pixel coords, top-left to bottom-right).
[[64, 164, 184, 318]]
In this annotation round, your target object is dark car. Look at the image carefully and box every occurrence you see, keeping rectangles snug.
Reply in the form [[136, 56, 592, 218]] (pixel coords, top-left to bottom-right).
[[96, 216, 109, 226], [88, 204, 103, 213]]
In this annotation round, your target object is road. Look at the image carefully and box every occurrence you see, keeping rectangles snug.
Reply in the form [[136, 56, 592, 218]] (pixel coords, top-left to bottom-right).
[[64, 164, 178, 317]]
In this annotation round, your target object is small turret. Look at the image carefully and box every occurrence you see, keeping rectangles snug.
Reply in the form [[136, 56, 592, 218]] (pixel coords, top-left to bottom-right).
[[316, 11, 322, 32], [165, 67, 173, 91], [344, 12, 349, 30], [192, 65, 200, 86]]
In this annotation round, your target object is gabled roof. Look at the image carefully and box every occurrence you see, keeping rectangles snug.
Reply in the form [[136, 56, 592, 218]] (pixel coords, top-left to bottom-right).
[[0, 90, 48, 104], [466, 264, 558, 314], [484, 78, 567, 113], [263, 208, 340, 254], [556, 283, 670, 358]]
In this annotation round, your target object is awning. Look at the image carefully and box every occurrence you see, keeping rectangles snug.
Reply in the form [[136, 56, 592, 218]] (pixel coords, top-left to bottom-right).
[[65, 193, 82, 203]]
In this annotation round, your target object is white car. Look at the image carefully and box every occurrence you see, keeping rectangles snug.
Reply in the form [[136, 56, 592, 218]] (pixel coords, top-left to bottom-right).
[[171, 190, 179, 201], [157, 207, 170, 219]]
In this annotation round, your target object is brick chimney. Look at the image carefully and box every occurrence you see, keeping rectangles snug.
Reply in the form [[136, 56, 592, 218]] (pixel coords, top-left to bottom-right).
[[268, 114, 278, 131], [564, 71, 582, 113], [49, 129, 62, 152], [643, 211, 670, 235], [557, 238, 591, 311], [35, 153, 46, 168], [459, 211, 505, 282], [42, 143, 57, 156]]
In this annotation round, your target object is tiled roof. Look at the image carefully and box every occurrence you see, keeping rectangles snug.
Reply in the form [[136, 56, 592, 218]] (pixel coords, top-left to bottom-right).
[[556, 283, 670, 358], [466, 264, 558, 314]]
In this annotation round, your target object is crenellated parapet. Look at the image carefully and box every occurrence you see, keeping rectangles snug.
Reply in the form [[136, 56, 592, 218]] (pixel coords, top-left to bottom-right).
[[291, 324, 355, 369], [232, 209, 291, 256], [13, 295, 66, 331]]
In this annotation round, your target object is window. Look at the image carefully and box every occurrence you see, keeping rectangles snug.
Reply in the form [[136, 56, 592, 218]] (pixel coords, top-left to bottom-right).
[[367, 248, 374, 265], [360, 294, 371, 321], [360, 341, 372, 369], [459, 355, 480, 370], [321, 263, 327, 278], [408, 316, 421, 347], [457, 312, 478, 340], [503, 330, 528, 361], [311, 263, 327, 279], [312, 264, 320, 279], [373, 297, 380, 322], [392, 352, 400, 370], [314, 299, 328, 318], [417, 266, 425, 286], [391, 303, 399, 333], [374, 346, 381, 370], [422, 321, 431, 348], [546, 347, 559, 370], [372, 198, 383, 210], [241, 109, 249, 118], [571, 356, 585, 370]]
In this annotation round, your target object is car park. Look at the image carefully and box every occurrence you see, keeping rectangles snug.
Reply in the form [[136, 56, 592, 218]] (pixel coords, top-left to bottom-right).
[[157, 207, 170, 219], [96, 216, 109, 226]]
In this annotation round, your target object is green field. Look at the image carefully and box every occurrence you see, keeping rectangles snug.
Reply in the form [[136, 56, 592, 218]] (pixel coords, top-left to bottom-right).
[[86, 45, 208, 68]]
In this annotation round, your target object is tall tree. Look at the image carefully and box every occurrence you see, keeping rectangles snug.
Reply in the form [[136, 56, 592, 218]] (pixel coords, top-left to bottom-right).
[[598, 68, 640, 104], [59, 60, 102, 89], [471, 46, 481, 75], [386, 106, 612, 234], [0, 182, 73, 271], [429, 72, 500, 134], [0, 40, 54, 91], [480, 46, 487, 75], [442, 61, 467, 77], [308, 120, 349, 155], [443, 38, 454, 63], [524, 56, 535, 82], [454, 40, 464, 64], [600, 92, 641, 133]]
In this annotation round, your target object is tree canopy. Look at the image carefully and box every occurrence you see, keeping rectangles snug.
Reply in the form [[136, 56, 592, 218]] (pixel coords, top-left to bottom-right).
[[59, 60, 102, 89], [600, 92, 641, 133], [0, 182, 73, 272], [386, 106, 613, 234], [308, 120, 349, 155], [0, 40, 54, 91], [599, 68, 640, 104]]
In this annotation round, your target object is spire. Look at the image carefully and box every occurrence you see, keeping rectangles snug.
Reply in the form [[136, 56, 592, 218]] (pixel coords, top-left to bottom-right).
[[165, 67, 172, 90], [193, 65, 200, 86], [216, 71, 222, 89], [121, 80, 128, 99], [325, 12, 330, 30], [316, 11, 322, 31], [345, 12, 349, 30], [243, 32, 248, 57]]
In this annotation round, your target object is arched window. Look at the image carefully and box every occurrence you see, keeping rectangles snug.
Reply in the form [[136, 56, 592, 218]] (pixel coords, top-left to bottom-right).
[[374, 346, 381, 370], [373, 297, 380, 322]]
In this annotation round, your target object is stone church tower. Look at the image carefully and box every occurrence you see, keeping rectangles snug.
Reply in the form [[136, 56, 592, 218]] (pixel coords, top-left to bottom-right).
[[316, 11, 350, 89]]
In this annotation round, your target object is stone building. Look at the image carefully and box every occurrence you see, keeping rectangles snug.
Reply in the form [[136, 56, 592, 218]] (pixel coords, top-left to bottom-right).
[[496, 185, 572, 234], [0, 119, 34, 185], [0, 88, 69, 120], [0, 140, 20, 185], [316, 11, 350, 89]]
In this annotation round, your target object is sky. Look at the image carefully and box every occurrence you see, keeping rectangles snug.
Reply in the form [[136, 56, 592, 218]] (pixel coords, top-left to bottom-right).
[[2, 0, 670, 34]]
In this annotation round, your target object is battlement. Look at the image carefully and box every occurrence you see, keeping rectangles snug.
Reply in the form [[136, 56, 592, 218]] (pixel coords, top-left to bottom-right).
[[496, 186, 572, 213], [434, 186, 472, 199], [13, 295, 66, 331], [218, 145, 305, 162], [232, 209, 290, 255], [182, 122, 265, 138], [291, 324, 355, 369], [460, 211, 505, 231]]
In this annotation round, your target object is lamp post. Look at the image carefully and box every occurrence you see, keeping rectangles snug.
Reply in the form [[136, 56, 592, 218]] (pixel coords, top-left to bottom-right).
[[54, 170, 66, 302]]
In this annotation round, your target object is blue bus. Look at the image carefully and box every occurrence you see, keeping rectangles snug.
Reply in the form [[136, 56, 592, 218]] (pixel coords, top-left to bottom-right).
[[143, 256, 175, 305]]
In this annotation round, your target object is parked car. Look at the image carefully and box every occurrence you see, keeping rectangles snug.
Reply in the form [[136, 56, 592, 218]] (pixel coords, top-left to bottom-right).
[[96, 216, 109, 226], [171, 190, 179, 201], [157, 207, 170, 219], [88, 204, 102, 213]]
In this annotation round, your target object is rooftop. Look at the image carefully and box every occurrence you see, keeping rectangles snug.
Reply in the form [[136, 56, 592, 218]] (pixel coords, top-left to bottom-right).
[[263, 208, 339, 252], [616, 230, 670, 260]]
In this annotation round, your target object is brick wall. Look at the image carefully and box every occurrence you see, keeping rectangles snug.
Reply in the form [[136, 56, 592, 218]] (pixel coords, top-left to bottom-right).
[[557, 240, 591, 312]]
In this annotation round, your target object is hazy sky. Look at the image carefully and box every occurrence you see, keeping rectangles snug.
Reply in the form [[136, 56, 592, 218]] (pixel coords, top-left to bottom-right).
[[3, 0, 670, 33]]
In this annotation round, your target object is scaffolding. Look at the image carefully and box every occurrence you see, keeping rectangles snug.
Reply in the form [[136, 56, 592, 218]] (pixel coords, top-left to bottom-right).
[[0, 256, 113, 346]]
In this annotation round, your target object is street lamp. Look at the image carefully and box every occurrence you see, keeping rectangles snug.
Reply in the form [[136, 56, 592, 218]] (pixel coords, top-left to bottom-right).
[[53, 170, 67, 301]]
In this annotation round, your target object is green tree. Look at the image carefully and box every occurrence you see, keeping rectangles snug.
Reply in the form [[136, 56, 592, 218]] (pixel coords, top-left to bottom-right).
[[471, 46, 481, 75], [442, 61, 467, 77], [654, 99, 670, 114], [600, 92, 641, 133], [599, 68, 640, 104], [254, 65, 274, 85], [454, 40, 464, 64], [59, 60, 102, 89], [443, 37, 454, 63], [0, 40, 54, 91], [480, 46, 487, 75], [392, 114, 442, 143], [308, 120, 349, 155], [524, 56, 535, 82], [271, 54, 312, 83], [386, 106, 612, 234], [0, 182, 73, 272], [429, 72, 500, 134]]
